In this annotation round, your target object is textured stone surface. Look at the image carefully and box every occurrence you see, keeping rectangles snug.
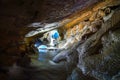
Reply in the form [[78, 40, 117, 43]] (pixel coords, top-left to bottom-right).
[[76, 8, 120, 80], [53, 1, 120, 80], [0, 0, 120, 80]]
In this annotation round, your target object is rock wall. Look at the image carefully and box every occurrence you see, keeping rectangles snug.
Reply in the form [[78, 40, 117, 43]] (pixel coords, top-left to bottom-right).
[[0, 0, 120, 80]]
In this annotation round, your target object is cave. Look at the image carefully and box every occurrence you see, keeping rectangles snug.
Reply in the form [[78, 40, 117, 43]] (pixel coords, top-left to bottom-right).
[[0, 0, 120, 80]]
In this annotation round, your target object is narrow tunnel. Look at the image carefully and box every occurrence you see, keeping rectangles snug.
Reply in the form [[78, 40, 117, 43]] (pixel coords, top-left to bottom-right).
[[0, 0, 120, 80]]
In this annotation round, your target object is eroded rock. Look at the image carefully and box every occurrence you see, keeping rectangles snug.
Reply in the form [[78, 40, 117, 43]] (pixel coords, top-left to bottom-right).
[[77, 7, 120, 80]]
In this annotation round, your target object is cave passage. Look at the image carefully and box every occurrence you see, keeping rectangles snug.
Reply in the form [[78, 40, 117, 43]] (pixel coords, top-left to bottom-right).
[[0, 0, 120, 80]]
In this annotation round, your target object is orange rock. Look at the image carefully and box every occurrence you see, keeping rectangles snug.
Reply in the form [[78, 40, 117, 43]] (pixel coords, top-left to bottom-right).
[[89, 12, 97, 22], [66, 28, 72, 38]]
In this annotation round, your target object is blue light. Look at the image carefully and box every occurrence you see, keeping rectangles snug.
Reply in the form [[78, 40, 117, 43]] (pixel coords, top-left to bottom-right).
[[34, 39, 42, 47], [52, 31, 59, 39], [38, 45, 48, 53], [38, 45, 48, 61], [34, 42, 40, 47]]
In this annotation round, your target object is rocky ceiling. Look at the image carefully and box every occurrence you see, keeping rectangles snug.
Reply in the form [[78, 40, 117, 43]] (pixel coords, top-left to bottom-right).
[[0, 0, 101, 55], [0, 0, 120, 80]]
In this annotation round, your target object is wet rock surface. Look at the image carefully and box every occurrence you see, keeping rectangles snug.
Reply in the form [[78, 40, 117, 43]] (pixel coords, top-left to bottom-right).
[[77, 27, 120, 80], [67, 68, 97, 80], [0, 0, 120, 80], [52, 2, 120, 80], [76, 8, 120, 80]]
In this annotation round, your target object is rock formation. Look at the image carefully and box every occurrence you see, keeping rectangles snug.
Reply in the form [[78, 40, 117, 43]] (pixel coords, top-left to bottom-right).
[[0, 0, 120, 80]]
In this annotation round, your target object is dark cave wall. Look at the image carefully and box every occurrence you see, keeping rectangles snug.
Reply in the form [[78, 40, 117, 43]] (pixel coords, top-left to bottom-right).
[[0, 0, 75, 49], [0, 0, 74, 25], [2, 1, 119, 80], [0, 0, 100, 57], [0, 0, 74, 54]]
